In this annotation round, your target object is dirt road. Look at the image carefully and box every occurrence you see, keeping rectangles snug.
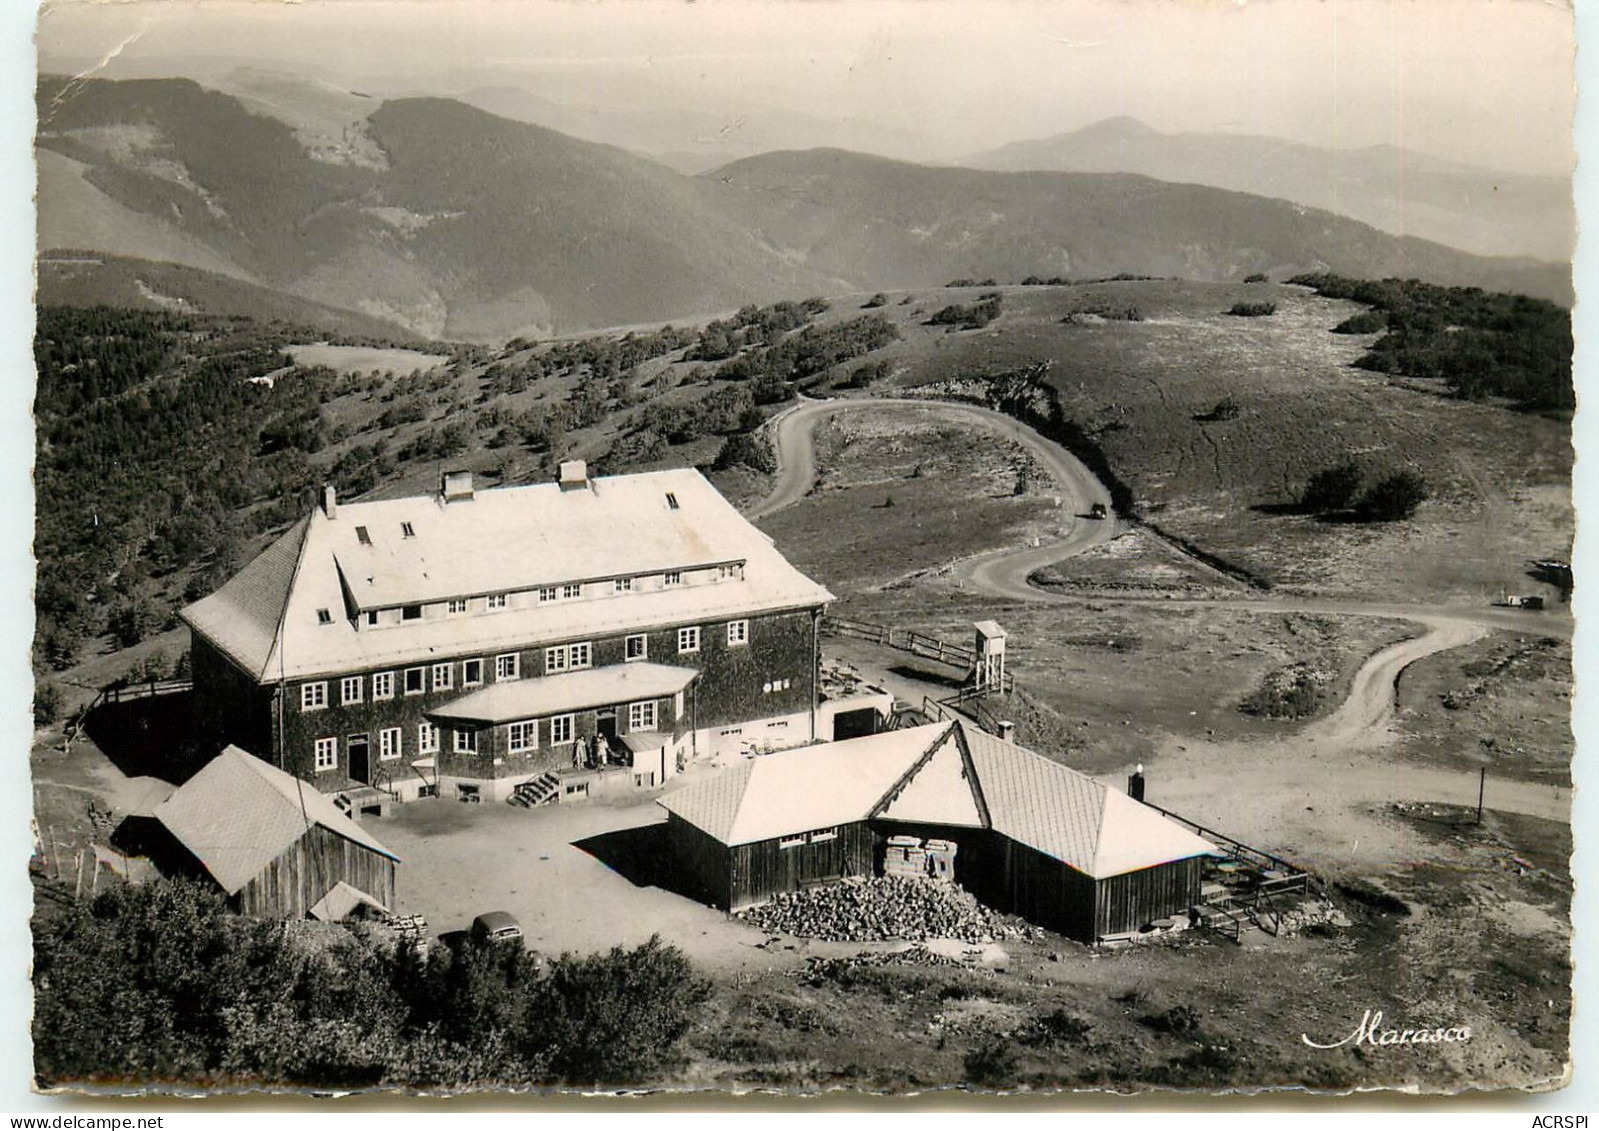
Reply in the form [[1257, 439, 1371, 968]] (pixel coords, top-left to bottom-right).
[[749, 395, 1572, 829]]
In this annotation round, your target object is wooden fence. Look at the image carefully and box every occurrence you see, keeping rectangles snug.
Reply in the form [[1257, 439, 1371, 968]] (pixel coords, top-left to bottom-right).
[[822, 616, 1015, 693]]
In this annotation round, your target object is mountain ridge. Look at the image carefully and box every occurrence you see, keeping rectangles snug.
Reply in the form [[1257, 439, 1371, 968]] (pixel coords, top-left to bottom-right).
[[35, 77, 1572, 341]]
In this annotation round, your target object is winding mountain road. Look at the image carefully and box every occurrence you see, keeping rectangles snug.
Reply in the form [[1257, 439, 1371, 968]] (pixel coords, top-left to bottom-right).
[[748, 395, 1572, 825]]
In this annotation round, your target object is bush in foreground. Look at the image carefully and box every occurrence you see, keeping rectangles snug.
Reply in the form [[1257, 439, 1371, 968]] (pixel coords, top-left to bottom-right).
[[33, 880, 710, 1089]]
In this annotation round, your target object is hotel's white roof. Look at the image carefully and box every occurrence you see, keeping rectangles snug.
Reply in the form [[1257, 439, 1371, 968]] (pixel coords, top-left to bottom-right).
[[181, 468, 833, 681]]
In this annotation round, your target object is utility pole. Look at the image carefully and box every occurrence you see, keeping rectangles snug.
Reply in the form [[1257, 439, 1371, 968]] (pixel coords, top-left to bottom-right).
[[1476, 766, 1486, 825]]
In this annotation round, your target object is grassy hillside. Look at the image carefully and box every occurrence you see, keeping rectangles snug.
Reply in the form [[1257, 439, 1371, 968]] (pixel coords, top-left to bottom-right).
[[31, 275, 1571, 703]]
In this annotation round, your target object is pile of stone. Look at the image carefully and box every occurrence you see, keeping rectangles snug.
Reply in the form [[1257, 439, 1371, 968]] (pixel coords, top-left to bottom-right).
[[793, 945, 971, 984], [737, 876, 1020, 943]]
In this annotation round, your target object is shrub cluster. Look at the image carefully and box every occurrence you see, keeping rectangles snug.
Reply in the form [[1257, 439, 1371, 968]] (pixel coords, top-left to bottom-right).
[[927, 293, 1003, 330], [1291, 273, 1572, 409], [33, 880, 711, 1088]]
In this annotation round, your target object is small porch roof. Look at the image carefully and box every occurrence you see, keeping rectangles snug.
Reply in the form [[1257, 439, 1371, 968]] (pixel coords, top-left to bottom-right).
[[427, 662, 699, 725]]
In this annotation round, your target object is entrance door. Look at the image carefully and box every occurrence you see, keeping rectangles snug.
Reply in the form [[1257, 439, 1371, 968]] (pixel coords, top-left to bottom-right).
[[597, 709, 618, 741], [348, 734, 371, 784]]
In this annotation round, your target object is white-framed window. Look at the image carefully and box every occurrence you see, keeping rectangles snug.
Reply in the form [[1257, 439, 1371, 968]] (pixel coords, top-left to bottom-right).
[[663, 571, 682, 587], [544, 645, 568, 674], [463, 659, 484, 687], [809, 827, 838, 844], [454, 728, 478, 754], [568, 642, 592, 670], [779, 833, 806, 850], [614, 577, 632, 593], [628, 700, 658, 731], [418, 722, 440, 755], [404, 666, 426, 695], [550, 714, 575, 744], [432, 663, 453, 691], [316, 608, 333, 625], [401, 521, 416, 538], [537, 587, 558, 603], [563, 583, 581, 599], [495, 653, 520, 681], [507, 720, 537, 753], [677, 626, 700, 654], [727, 619, 749, 646], [301, 682, 328, 711], [379, 727, 402, 761], [365, 610, 379, 627], [487, 593, 509, 611], [372, 671, 395, 700], [625, 634, 647, 662], [448, 598, 469, 614], [314, 736, 338, 772], [340, 676, 363, 705], [718, 563, 740, 581]]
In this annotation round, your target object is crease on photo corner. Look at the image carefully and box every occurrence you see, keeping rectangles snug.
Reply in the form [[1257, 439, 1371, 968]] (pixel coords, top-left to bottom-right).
[[35, 5, 147, 124]]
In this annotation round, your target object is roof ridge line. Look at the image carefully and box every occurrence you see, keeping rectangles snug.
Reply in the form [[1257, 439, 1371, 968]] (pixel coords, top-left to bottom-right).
[[949, 720, 994, 830], [866, 720, 958, 819], [258, 514, 315, 683]]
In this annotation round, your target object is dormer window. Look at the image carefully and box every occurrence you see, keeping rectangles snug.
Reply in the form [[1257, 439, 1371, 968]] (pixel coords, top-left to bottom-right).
[[401, 522, 416, 538], [448, 598, 468, 614], [356, 526, 372, 546], [663, 571, 682, 587], [614, 577, 632, 593], [316, 608, 333, 625], [487, 593, 509, 611], [365, 610, 379, 627], [402, 604, 422, 621]]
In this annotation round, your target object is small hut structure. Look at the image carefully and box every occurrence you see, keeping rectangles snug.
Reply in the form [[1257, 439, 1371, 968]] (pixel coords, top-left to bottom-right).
[[152, 745, 399, 919], [658, 720, 1217, 941]]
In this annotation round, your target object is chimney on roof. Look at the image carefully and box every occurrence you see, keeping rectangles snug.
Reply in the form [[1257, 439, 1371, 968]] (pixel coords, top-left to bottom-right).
[[1127, 764, 1146, 802], [322, 484, 337, 519], [441, 469, 474, 503], [558, 459, 589, 491], [996, 720, 1015, 743]]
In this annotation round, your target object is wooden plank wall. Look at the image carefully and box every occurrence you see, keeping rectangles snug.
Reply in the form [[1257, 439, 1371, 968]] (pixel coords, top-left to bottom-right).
[[728, 822, 873, 910], [234, 824, 396, 919], [1093, 857, 1202, 938], [665, 813, 734, 910]]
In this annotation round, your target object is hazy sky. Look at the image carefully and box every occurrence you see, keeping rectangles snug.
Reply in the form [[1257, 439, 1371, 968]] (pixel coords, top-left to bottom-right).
[[36, 0, 1578, 174]]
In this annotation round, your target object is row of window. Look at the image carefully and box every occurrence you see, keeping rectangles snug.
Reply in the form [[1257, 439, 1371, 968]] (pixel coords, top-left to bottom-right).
[[300, 621, 751, 711], [778, 827, 840, 850], [312, 701, 663, 771], [312, 722, 441, 772], [339, 564, 747, 629]]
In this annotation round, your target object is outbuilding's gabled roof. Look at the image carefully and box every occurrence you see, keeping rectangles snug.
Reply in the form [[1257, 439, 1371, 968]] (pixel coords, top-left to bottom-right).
[[660, 726, 950, 846], [180, 468, 834, 682], [958, 725, 1216, 878], [153, 746, 398, 896], [658, 720, 1217, 878]]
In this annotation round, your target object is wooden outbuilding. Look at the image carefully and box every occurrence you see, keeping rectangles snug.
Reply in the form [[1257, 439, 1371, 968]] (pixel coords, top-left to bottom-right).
[[152, 745, 399, 919], [658, 720, 1218, 942]]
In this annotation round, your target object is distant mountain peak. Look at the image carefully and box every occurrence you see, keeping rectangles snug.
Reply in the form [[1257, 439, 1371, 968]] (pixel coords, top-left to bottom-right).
[[1073, 116, 1161, 139]]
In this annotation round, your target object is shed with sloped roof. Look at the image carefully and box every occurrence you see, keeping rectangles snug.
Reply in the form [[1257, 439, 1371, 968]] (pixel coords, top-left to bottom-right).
[[152, 745, 399, 919], [657, 720, 1217, 939]]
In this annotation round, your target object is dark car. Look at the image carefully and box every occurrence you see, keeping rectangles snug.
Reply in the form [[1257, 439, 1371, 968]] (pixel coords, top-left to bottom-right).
[[470, 910, 524, 945]]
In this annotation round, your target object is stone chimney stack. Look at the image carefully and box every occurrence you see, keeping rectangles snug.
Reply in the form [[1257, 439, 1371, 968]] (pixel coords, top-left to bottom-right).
[[322, 484, 337, 519]]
